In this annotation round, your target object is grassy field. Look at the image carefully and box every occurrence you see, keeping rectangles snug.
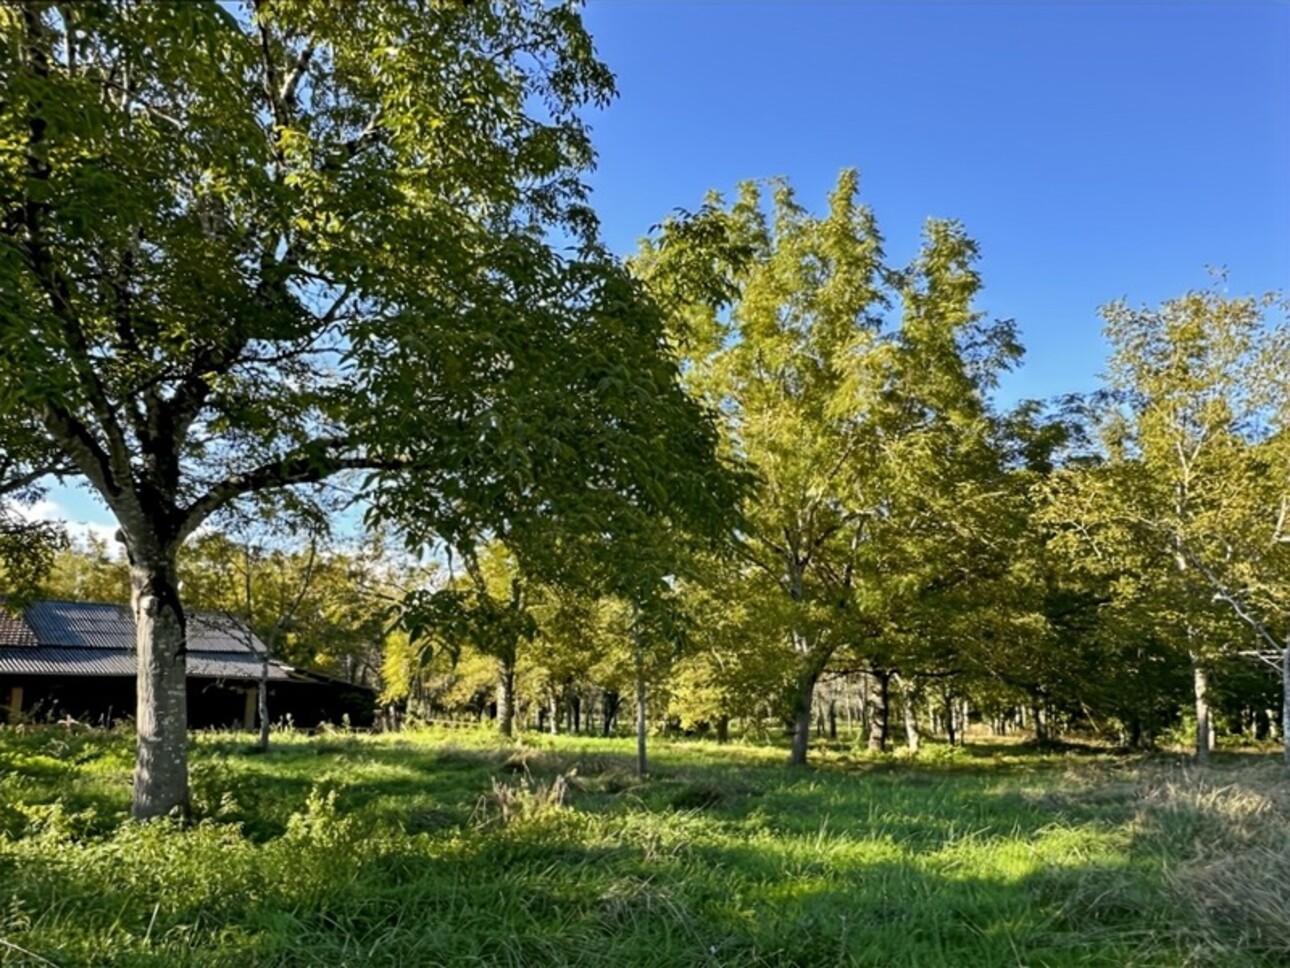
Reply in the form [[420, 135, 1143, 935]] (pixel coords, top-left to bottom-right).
[[1, 727, 1288, 967]]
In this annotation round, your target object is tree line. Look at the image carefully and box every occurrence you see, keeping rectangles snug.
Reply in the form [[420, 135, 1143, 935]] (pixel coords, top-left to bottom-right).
[[1, 2, 1286, 818]]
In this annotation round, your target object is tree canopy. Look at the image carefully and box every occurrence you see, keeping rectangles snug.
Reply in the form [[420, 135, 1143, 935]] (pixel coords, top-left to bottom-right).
[[0, 0, 741, 817]]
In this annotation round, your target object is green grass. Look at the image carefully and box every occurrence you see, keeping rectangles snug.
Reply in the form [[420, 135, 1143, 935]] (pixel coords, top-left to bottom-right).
[[1, 727, 1288, 966]]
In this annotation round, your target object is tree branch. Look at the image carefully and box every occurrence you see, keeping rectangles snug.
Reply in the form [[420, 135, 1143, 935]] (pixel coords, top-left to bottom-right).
[[18, 8, 136, 504], [1177, 542, 1283, 653], [178, 438, 403, 542]]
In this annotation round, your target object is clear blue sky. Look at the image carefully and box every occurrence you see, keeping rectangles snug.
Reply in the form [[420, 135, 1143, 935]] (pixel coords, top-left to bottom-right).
[[582, 0, 1290, 402], [39, 0, 1290, 534]]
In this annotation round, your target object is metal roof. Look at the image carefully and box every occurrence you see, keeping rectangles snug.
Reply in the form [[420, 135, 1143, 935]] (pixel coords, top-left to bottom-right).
[[0, 646, 293, 681], [21, 601, 268, 655], [0, 601, 300, 683], [0, 611, 37, 648]]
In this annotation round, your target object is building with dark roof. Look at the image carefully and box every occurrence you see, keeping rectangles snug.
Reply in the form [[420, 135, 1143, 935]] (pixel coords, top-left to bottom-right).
[[1, 600, 374, 729]]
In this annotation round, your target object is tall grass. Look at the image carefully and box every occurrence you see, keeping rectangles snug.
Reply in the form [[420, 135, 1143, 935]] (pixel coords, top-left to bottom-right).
[[0, 726, 1285, 966]]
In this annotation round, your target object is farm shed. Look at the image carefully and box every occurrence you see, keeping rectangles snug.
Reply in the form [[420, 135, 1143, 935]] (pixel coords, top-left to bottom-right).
[[0, 600, 374, 729]]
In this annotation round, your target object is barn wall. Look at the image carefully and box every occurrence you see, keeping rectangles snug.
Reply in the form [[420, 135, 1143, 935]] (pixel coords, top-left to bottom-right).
[[0, 675, 374, 730]]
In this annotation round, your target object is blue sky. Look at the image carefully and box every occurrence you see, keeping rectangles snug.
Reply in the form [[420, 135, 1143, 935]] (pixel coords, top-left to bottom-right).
[[37, 0, 1290, 535], [582, 0, 1290, 400]]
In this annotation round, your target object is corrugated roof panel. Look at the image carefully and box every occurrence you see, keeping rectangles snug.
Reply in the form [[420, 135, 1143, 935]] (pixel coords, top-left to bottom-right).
[[0, 646, 129, 676], [0, 647, 292, 681], [188, 613, 269, 656], [23, 601, 268, 655], [24, 601, 130, 650], [191, 653, 291, 681], [0, 611, 38, 647]]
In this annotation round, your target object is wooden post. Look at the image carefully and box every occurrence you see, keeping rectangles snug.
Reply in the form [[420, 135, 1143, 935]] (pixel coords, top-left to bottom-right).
[[5, 685, 22, 724]]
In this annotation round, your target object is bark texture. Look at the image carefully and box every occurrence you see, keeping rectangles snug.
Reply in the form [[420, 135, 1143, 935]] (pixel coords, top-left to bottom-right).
[[130, 553, 189, 819], [497, 660, 516, 738], [635, 635, 648, 778], [1282, 645, 1290, 767], [867, 670, 890, 752], [1192, 660, 1211, 764], [898, 677, 920, 754], [788, 667, 820, 767]]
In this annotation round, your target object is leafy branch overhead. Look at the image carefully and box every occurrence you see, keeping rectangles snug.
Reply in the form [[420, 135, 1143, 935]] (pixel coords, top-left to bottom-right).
[[0, 0, 743, 818]]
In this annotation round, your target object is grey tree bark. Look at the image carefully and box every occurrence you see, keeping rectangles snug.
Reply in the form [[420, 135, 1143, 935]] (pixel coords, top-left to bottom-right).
[[867, 670, 890, 752], [896, 675, 920, 754], [789, 666, 821, 767], [1282, 644, 1289, 766], [634, 625, 648, 778], [1192, 658, 1211, 764], [497, 660, 517, 738], [128, 551, 189, 820]]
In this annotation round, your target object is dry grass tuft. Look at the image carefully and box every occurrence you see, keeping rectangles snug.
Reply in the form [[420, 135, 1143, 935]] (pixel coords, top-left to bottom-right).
[[597, 876, 691, 929], [474, 769, 576, 828], [1132, 760, 1290, 961]]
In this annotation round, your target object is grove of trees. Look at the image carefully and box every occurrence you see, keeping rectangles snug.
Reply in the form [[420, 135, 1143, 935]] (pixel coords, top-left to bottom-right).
[[2, 1, 1287, 822]]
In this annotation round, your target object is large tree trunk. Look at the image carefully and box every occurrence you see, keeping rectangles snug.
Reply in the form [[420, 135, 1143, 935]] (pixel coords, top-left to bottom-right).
[[867, 669, 890, 752], [497, 659, 516, 738], [1192, 658, 1211, 764], [716, 715, 730, 744], [129, 552, 189, 820], [788, 667, 821, 767]]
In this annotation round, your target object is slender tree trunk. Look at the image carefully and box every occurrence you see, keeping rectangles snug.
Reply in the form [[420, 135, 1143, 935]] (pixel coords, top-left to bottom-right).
[[1031, 702, 1047, 743], [497, 659, 516, 738], [548, 694, 559, 736], [716, 715, 730, 744], [1186, 660, 1207, 764], [129, 552, 189, 820], [842, 676, 853, 737], [257, 661, 270, 749], [634, 627, 647, 779], [602, 690, 620, 736], [867, 670, 890, 752], [572, 694, 582, 734], [1281, 643, 1290, 767], [1192, 658, 1211, 764], [244, 548, 272, 752], [1253, 708, 1269, 742], [858, 673, 870, 737], [944, 692, 956, 746], [897, 677, 920, 753]]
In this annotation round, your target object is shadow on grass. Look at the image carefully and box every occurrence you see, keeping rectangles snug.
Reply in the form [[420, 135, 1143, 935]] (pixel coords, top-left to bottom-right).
[[4, 728, 1285, 966]]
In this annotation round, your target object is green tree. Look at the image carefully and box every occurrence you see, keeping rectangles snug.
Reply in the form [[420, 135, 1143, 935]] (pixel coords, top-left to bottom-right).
[[0, 1, 736, 817], [640, 171, 1020, 764], [40, 533, 130, 604], [0, 421, 69, 601], [400, 543, 536, 738], [1045, 287, 1289, 760]]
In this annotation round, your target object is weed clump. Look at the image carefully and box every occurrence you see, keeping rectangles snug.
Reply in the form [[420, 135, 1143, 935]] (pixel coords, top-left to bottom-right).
[[475, 769, 576, 829]]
